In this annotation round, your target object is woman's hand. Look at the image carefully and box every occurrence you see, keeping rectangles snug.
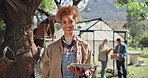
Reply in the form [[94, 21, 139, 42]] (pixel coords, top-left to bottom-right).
[[67, 66, 89, 76], [74, 66, 84, 76], [67, 66, 75, 72]]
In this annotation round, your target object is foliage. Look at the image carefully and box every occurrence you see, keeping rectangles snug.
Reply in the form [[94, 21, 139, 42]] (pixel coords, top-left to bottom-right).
[[120, 0, 148, 47], [124, 13, 146, 47], [93, 0, 100, 2], [39, 0, 91, 14], [40, 0, 55, 12], [128, 47, 148, 54], [127, 33, 139, 48], [126, 31, 133, 46], [0, 19, 5, 31], [114, 0, 148, 20], [34, 0, 55, 26], [84, 8, 91, 12], [139, 34, 148, 47]]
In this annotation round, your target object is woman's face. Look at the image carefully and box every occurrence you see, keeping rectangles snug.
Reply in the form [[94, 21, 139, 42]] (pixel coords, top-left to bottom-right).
[[61, 15, 76, 35], [103, 40, 109, 44]]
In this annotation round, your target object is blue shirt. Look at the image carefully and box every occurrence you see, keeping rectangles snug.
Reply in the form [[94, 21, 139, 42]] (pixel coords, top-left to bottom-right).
[[114, 43, 127, 59]]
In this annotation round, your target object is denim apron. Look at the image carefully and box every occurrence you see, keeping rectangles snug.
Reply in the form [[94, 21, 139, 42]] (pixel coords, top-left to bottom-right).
[[62, 51, 76, 78]]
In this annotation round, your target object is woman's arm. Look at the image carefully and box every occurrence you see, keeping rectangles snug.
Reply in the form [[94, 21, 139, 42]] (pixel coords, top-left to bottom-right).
[[84, 43, 93, 76], [42, 45, 51, 78], [99, 44, 107, 54]]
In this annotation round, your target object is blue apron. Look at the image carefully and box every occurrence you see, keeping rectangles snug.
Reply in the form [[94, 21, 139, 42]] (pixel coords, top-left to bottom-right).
[[62, 52, 76, 78]]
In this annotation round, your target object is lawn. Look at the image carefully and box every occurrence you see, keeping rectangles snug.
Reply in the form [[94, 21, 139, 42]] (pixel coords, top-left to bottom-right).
[[128, 47, 148, 55], [127, 57, 148, 78], [95, 47, 148, 78]]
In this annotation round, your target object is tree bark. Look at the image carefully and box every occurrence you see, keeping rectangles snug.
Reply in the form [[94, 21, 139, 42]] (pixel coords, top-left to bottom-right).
[[0, 0, 42, 78]]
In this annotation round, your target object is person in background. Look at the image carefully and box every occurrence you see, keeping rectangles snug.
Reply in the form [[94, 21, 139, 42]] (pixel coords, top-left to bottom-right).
[[140, 44, 144, 50], [98, 39, 113, 78], [114, 38, 127, 78], [42, 6, 93, 78]]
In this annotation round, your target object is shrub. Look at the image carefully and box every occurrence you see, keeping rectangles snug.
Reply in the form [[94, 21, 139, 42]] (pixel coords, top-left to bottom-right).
[[139, 35, 148, 47]]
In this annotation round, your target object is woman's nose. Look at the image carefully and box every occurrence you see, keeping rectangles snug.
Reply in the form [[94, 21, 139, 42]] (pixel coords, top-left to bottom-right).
[[67, 24, 70, 27]]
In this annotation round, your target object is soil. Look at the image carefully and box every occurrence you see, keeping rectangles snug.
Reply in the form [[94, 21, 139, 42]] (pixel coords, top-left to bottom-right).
[[140, 54, 148, 58]]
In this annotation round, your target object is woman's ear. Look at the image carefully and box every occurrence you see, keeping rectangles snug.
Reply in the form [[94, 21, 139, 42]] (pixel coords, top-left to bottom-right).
[[75, 17, 78, 23]]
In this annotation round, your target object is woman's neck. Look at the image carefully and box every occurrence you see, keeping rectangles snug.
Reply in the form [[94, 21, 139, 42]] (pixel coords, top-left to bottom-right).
[[64, 33, 74, 38]]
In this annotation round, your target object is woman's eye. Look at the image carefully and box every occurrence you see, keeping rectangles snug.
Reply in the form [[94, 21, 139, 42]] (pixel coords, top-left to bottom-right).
[[70, 20, 73, 23], [62, 21, 66, 24]]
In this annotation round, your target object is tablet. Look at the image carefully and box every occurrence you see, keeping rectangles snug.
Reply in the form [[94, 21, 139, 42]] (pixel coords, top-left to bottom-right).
[[69, 63, 92, 71], [111, 54, 119, 60]]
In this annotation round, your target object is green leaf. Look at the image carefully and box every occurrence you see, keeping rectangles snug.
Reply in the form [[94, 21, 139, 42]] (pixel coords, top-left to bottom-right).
[[114, 0, 148, 20], [40, 0, 55, 12], [85, 8, 91, 12], [139, 3, 146, 8], [94, 0, 100, 2]]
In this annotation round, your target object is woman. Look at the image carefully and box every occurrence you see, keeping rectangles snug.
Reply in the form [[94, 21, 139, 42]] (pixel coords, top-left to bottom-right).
[[98, 39, 113, 78], [42, 6, 93, 78]]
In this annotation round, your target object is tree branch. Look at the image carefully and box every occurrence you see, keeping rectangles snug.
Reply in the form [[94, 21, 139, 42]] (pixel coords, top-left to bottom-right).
[[37, 8, 50, 17], [54, 0, 61, 7], [29, 0, 43, 15], [73, 0, 81, 6]]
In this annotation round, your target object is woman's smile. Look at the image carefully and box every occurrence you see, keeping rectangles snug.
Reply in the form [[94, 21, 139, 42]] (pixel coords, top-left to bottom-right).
[[65, 27, 71, 31]]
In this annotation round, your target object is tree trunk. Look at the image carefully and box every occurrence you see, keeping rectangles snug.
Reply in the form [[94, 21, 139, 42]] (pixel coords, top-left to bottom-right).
[[0, 0, 42, 78]]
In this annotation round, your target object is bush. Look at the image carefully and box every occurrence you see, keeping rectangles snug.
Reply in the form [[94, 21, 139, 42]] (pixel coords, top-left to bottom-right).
[[139, 35, 148, 47]]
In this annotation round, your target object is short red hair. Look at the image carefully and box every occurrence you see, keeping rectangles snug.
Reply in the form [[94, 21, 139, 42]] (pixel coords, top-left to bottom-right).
[[56, 6, 80, 22]]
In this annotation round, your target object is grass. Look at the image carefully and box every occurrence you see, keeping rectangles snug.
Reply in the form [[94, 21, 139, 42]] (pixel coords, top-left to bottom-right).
[[128, 47, 148, 55], [127, 57, 148, 78], [95, 47, 148, 78]]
